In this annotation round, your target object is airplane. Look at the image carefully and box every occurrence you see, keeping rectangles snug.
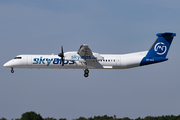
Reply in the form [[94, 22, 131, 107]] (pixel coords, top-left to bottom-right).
[[3, 32, 176, 77]]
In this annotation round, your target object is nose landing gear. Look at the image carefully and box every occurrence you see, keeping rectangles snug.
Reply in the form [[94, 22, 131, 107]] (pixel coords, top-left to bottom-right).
[[11, 68, 14, 73], [84, 69, 89, 77]]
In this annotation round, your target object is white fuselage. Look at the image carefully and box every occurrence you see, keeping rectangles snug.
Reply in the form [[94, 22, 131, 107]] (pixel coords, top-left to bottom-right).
[[3, 32, 176, 77], [4, 51, 148, 70]]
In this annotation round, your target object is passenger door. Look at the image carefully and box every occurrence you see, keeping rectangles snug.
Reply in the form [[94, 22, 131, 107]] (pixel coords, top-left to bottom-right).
[[116, 57, 120, 66]]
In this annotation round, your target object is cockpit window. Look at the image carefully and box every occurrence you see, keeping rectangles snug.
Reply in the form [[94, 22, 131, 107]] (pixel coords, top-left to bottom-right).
[[14, 57, 22, 59]]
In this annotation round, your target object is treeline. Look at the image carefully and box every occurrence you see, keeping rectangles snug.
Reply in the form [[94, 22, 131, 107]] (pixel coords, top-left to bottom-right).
[[0, 111, 180, 120]]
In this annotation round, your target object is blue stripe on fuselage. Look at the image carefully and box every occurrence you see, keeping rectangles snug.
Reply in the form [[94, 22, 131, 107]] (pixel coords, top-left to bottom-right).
[[140, 57, 168, 66]]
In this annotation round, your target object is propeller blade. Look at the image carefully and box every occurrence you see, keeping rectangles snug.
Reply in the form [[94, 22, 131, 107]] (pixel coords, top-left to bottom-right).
[[58, 46, 64, 57], [58, 45, 64, 66], [61, 46, 63, 55]]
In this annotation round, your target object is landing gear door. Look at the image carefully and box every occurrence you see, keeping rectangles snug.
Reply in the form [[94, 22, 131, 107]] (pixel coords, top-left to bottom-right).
[[116, 57, 120, 66], [27, 56, 32, 66]]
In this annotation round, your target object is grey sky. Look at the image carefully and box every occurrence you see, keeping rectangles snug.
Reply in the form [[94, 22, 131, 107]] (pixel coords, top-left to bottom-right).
[[1, 1, 180, 119]]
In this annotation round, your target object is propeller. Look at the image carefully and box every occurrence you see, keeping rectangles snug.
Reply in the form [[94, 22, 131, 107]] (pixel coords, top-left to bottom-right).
[[58, 46, 64, 66]]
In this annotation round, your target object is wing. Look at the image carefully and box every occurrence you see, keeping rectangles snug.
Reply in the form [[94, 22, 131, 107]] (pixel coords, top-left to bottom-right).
[[77, 44, 103, 60]]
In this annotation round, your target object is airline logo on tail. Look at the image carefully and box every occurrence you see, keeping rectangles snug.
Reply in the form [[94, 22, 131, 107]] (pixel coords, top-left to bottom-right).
[[145, 32, 176, 58], [154, 42, 167, 55]]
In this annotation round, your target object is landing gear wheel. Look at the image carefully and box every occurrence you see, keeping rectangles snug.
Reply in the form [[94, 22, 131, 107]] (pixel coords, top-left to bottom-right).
[[84, 73, 89, 77], [84, 69, 89, 74], [84, 69, 89, 77], [11, 68, 14, 73]]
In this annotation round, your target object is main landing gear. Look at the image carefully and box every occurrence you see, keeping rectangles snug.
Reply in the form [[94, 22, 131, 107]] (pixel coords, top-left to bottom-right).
[[84, 69, 89, 78], [11, 68, 14, 73]]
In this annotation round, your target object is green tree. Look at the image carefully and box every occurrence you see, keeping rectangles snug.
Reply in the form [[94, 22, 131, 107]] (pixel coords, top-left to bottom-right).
[[0, 117, 7, 120], [59, 119, 66, 120], [76, 117, 87, 120], [89, 115, 114, 120], [135, 117, 142, 120], [122, 117, 130, 120], [144, 116, 155, 120], [177, 115, 180, 120], [20, 111, 43, 120]]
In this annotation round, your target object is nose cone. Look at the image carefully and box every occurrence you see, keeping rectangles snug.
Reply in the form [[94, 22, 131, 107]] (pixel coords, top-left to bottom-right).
[[3, 61, 13, 67]]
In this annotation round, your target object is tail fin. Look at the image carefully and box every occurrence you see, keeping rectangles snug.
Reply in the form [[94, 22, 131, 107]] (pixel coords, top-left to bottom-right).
[[140, 32, 176, 66], [146, 32, 176, 58]]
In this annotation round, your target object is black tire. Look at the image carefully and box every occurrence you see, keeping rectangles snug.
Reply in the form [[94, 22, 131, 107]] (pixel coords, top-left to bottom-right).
[[84, 69, 89, 74], [84, 73, 89, 77], [11, 70, 14, 73]]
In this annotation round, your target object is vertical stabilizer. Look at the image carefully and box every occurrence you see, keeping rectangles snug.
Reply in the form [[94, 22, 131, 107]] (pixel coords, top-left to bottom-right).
[[146, 33, 176, 58], [140, 32, 176, 66]]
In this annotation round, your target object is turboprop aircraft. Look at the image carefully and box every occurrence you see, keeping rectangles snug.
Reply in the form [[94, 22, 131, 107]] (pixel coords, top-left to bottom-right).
[[3, 32, 176, 77]]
